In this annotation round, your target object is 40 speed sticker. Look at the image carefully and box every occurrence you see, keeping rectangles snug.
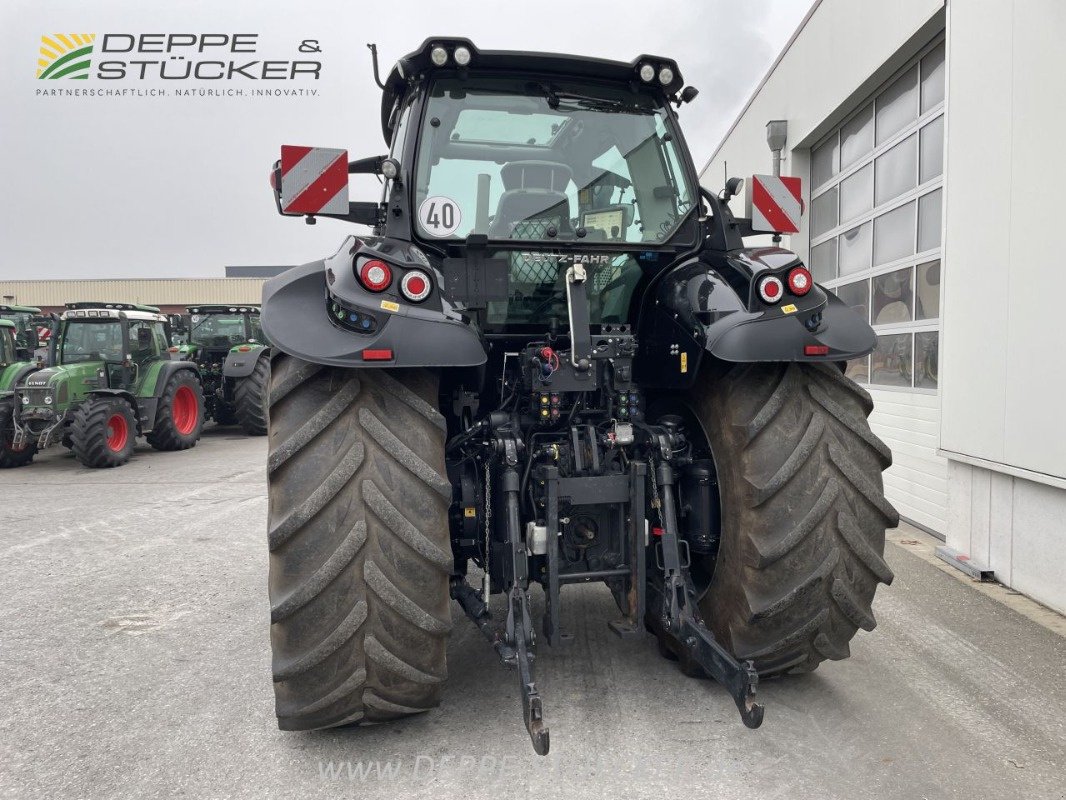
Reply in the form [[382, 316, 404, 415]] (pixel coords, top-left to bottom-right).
[[418, 196, 461, 237]]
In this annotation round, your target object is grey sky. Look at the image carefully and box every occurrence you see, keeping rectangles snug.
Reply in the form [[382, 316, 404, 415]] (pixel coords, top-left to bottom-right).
[[0, 0, 813, 279]]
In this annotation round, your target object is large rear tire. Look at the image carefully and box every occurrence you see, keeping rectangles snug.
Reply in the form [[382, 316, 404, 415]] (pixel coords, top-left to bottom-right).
[[0, 398, 36, 468], [235, 356, 269, 436], [692, 362, 898, 676], [267, 354, 452, 731], [71, 396, 137, 468], [147, 371, 204, 451]]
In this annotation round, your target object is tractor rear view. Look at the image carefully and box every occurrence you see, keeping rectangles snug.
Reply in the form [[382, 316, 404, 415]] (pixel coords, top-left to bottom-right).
[[260, 39, 897, 755], [172, 305, 269, 435], [8, 302, 204, 468]]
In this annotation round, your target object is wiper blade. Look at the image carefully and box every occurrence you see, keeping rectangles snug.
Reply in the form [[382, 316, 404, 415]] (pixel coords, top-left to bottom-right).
[[537, 84, 653, 115]]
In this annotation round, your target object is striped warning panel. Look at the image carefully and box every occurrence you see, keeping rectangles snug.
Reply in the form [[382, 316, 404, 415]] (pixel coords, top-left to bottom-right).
[[750, 174, 803, 234], [280, 146, 349, 215]]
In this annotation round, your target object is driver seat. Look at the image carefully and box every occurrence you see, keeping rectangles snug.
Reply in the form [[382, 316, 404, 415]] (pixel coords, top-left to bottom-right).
[[488, 161, 573, 241]]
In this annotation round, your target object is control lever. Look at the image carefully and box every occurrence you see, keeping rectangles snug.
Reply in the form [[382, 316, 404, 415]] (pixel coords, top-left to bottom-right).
[[565, 265, 592, 371]]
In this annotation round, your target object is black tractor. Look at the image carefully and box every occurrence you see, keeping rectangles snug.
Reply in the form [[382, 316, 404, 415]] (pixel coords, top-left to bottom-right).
[[171, 305, 269, 435], [261, 39, 897, 755]]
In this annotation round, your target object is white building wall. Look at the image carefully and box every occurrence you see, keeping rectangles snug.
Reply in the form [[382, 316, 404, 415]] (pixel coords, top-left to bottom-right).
[[939, 0, 1066, 613], [0, 278, 266, 308], [701, 0, 950, 535], [870, 388, 947, 532]]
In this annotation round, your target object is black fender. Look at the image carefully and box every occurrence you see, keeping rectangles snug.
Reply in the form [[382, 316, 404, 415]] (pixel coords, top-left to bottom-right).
[[636, 249, 875, 388], [261, 236, 487, 369], [223, 345, 269, 379]]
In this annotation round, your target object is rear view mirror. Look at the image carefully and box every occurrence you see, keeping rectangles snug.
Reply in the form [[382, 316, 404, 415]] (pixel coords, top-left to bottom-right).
[[271, 145, 349, 217]]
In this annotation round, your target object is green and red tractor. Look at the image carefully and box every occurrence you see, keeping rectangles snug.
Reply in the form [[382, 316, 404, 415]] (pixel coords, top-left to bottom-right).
[[0, 318, 42, 467], [169, 305, 269, 435], [3, 302, 205, 468]]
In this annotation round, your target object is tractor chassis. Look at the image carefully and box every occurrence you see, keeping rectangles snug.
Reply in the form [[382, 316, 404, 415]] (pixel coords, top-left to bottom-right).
[[450, 422, 764, 755]]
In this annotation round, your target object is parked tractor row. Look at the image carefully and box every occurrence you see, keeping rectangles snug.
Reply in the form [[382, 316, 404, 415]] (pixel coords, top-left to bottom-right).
[[0, 302, 269, 469]]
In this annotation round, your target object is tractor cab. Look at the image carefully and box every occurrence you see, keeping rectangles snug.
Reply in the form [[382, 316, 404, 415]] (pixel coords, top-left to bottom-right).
[[0, 304, 43, 359], [0, 320, 18, 368], [179, 305, 266, 365]]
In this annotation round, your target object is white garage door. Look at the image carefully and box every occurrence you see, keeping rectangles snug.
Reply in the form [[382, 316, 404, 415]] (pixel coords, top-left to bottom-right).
[[808, 38, 948, 534]]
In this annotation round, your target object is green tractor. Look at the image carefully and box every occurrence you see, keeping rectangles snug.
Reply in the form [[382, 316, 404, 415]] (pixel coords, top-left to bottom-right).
[[0, 318, 44, 467], [0, 303, 44, 358], [8, 302, 205, 468], [170, 305, 269, 435]]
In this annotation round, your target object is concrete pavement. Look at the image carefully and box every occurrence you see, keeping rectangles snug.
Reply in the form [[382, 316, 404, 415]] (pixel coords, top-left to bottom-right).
[[1, 427, 1063, 799]]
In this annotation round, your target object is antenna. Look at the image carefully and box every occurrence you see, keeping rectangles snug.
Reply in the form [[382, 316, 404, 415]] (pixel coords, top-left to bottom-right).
[[367, 43, 386, 90]]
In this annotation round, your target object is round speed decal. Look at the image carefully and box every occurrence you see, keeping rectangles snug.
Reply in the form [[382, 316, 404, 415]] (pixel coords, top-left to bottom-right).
[[418, 196, 462, 237]]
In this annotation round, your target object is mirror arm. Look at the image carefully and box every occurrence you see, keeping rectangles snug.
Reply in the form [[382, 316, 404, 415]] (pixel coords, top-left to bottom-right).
[[310, 201, 384, 228], [348, 155, 388, 175]]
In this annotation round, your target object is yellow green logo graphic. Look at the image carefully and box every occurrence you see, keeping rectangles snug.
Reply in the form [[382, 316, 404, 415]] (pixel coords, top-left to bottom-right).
[[37, 34, 96, 80]]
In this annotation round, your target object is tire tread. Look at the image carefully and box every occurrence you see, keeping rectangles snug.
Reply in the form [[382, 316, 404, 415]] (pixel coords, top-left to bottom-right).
[[267, 355, 450, 730], [695, 362, 897, 675]]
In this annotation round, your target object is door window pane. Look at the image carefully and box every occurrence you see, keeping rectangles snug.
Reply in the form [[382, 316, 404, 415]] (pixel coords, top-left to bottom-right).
[[812, 136, 838, 189], [918, 189, 943, 252], [846, 356, 869, 384], [916, 260, 941, 319], [873, 201, 916, 265], [921, 42, 946, 113], [914, 331, 939, 388], [811, 187, 838, 238], [920, 116, 944, 182], [840, 163, 873, 223], [811, 239, 837, 283], [872, 268, 913, 324], [871, 333, 913, 387], [839, 222, 872, 275], [876, 65, 918, 145], [834, 279, 869, 323], [841, 104, 874, 169], [875, 134, 917, 205]]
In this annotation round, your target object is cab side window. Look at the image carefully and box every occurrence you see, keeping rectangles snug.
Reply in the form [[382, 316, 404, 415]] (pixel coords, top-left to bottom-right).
[[128, 321, 159, 364]]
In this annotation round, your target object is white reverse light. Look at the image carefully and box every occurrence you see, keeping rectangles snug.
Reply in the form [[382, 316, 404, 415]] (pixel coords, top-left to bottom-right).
[[658, 66, 674, 85], [453, 46, 472, 67], [638, 63, 655, 83], [430, 46, 448, 67]]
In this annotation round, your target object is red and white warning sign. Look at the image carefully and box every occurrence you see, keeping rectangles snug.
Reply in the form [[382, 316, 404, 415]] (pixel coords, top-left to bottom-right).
[[749, 174, 803, 234], [279, 145, 349, 215]]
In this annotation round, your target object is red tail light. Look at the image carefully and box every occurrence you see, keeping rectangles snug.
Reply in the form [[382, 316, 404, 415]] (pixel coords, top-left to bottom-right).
[[757, 275, 784, 304], [788, 266, 813, 296], [804, 344, 830, 356], [400, 270, 432, 302], [361, 349, 394, 361], [358, 259, 392, 292]]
